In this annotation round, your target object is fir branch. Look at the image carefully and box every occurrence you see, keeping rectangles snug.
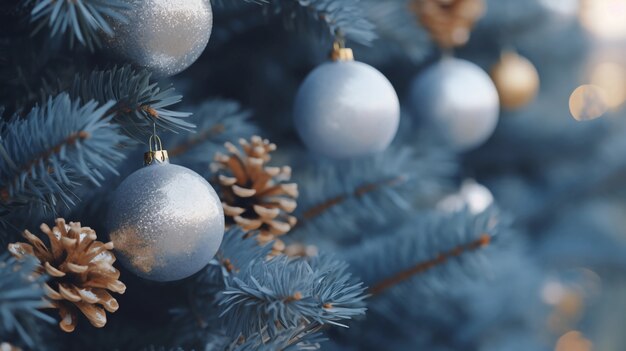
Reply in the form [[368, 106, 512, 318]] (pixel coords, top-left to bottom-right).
[[238, 0, 377, 45], [344, 209, 505, 292], [230, 324, 326, 351], [361, 0, 432, 62], [301, 176, 406, 220], [169, 228, 272, 348], [71, 65, 193, 139], [213, 228, 274, 282], [166, 100, 258, 170], [295, 145, 455, 244], [0, 253, 54, 349], [218, 255, 366, 339], [0, 93, 128, 221], [369, 234, 491, 295], [27, 0, 130, 50]]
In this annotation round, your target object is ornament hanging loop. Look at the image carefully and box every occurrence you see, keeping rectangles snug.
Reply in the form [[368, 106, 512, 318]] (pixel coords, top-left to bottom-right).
[[144, 126, 169, 165]]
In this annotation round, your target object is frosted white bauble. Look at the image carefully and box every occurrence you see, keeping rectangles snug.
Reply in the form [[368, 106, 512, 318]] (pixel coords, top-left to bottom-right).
[[293, 60, 400, 159], [409, 57, 500, 151]]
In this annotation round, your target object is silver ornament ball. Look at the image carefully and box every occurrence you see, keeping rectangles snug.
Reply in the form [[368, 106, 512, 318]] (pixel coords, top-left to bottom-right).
[[293, 60, 400, 159], [104, 0, 213, 77], [409, 57, 500, 151], [107, 161, 224, 282]]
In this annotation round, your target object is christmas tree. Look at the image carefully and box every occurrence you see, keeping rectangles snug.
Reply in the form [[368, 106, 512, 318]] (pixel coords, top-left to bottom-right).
[[1, 0, 625, 350]]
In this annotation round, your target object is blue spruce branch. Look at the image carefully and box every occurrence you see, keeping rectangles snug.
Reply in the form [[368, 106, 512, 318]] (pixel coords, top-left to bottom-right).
[[229, 324, 326, 351], [0, 93, 128, 223], [361, 0, 432, 63], [71, 65, 194, 139], [218, 254, 366, 339], [26, 0, 130, 50], [295, 145, 455, 244], [333, 209, 534, 350], [229, 0, 377, 45], [0, 253, 54, 349], [169, 228, 272, 347], [345, 209, 505, 292]]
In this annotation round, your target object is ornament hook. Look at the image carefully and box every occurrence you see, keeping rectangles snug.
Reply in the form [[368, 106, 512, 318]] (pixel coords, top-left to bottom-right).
[[144, 124, 169, 165]]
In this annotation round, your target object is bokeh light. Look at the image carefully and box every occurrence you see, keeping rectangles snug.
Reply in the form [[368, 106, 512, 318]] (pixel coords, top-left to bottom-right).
[[569, 84, 608, 121], [555, 331, 593, 351], [437, 180, 494, 215], [590, 62, 626, 108], [540, 0, 580, 18], [580, 0, 626, 40]]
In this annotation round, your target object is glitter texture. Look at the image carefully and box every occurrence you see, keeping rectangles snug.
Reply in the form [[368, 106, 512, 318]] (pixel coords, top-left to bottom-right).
[[107, 161, 224, 281], [104, 0, 213, 77]]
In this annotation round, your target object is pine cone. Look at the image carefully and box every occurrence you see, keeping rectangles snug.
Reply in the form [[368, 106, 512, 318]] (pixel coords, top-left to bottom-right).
[[412, 0, 485, 48], [212, 136, 298, 250], [8, 219, 126, 333]]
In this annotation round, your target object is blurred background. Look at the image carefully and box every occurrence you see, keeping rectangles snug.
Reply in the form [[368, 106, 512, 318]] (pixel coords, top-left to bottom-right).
[[3, 0, 626, 350]]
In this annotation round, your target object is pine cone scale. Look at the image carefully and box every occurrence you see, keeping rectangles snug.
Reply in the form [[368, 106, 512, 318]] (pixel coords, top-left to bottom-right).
[[44, 261, 66, 277]]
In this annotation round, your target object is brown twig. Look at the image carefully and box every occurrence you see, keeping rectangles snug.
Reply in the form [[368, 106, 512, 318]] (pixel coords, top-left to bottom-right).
[[0, 131, 91, 203], [301, 176, 407, 221], [369, 234, 491, 295]]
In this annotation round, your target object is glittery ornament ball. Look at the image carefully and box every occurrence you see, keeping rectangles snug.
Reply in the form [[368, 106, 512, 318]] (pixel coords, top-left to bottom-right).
[[409, 57, 499, 152], [103, 0, 213, 77], [107, 161, 224, 282], [293, 60, 400, 159]]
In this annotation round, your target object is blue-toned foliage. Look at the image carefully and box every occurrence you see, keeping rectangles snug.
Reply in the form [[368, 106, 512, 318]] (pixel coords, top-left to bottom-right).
[[1, 0, 619, 349], [212, 228, 274, 285], [230, 324, 326, 351], [71, 65, 193, 139], [218, 254, 366, 339], [334, 209, 547, 350], [169, 228, 272, 348], [27, 0, 130, 50], [0, 253, 54, 349], [294, 144, 455, 246], [0, 93, 128, 223], [166, 100, 258, 173], [227, 0, 377, 45], [360, 0, 432, 63], [345, 208, 505, 289]]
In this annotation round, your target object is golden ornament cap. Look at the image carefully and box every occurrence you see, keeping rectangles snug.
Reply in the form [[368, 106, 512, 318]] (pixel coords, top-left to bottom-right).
[[330, 41, 354, 61], [144, 150, 169, 165], [144, 133, 169, 165]]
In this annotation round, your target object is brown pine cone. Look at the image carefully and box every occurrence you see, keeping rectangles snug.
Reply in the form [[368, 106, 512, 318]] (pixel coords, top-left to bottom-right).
[[212, 136, 298, 250], [8, 219, 126, 333], [412, 0, 485, 48]]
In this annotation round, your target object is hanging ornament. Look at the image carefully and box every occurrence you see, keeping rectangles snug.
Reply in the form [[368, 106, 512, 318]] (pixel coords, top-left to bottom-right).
[[107, 134, 224, 282], [410, 0, 497, 151], [293, 41, 400, 159], [103, 0, 213, 77], [490, 51, 540, 110], [409, 57, 500, 151]]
